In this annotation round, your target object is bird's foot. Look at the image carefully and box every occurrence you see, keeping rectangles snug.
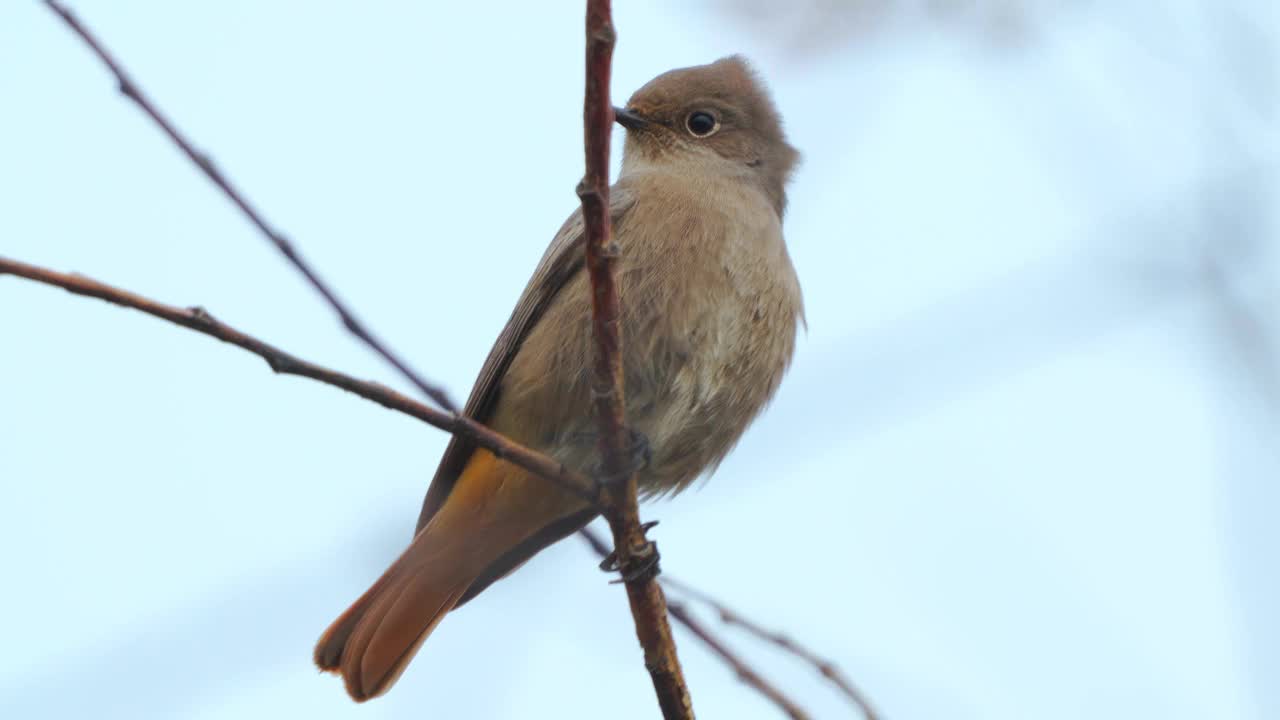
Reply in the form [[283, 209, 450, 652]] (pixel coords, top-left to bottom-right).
[[584, 428, 651, 484], [625, 428, 652, 474]]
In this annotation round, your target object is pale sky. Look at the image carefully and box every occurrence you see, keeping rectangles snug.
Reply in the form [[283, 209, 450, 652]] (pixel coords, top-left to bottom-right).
[[1, 1, 1276, 719]]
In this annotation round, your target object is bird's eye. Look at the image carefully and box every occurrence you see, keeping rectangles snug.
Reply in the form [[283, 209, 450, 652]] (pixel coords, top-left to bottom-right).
[[685, 111, 719, 137]]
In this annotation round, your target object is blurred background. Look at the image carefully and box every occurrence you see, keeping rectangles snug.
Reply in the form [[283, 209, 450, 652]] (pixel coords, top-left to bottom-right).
[[1, 1, 1276, 718]]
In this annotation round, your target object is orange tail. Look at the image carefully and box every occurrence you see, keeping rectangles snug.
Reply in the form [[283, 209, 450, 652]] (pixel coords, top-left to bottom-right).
[[314, 449, 585, 701]]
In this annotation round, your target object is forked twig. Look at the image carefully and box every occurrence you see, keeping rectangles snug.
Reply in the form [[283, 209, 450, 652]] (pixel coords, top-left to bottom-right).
[[4, 248, 877, 720]]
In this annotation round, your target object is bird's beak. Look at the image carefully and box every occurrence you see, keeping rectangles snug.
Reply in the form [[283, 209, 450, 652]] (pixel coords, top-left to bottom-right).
[[613, 106, 649, 130]]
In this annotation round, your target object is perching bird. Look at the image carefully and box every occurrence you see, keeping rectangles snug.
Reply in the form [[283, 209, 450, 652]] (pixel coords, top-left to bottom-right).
[[315, 55, 803, 701]]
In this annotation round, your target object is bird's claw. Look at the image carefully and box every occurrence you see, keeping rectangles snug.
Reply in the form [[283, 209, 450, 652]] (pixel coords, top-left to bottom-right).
[[598, 522, 661, 583], [626, 428, 652, 474], [587, 428, 652, 484]]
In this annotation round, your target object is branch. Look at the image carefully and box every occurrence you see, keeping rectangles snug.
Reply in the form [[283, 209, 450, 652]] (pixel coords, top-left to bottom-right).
[[0, 256, 599, 506], [662, 576, 881, 720], [42, 0, 458, 413], [2, 252, 879, 720], [1, 252, 882, 720], [574, 2, 695, 718]]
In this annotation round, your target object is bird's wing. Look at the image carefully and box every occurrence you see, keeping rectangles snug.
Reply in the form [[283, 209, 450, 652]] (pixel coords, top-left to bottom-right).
[[415, 187, 636, 534]]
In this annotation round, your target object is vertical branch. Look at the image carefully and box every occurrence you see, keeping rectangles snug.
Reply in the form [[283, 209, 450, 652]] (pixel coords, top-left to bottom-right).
[[578, 0, 627, 480], [576, 1, 695, 718]]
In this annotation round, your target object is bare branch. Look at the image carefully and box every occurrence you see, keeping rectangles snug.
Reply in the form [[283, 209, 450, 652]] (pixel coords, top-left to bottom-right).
[[662, 576, 881, 720], [574, 1, 695, 717], [0, 255, 598, 506], [41, 0, 458, 413], [2, 251, 879, 720]]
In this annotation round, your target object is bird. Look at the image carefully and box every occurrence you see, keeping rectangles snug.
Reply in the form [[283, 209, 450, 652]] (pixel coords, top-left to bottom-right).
[[314, 55, 803, 701]]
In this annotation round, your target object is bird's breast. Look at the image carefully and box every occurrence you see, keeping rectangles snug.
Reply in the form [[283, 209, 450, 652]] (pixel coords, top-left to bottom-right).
[[496, 172, 802, 495], [615, 174, 802, 493]]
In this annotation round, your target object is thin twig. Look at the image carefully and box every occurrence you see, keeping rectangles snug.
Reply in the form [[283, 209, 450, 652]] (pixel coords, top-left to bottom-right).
[[0, 256, 598, 506], [41, 0, 458, 413], [2, 253, 874, 720], [575, 1, 695, 718], [578, 529, 812, 719], [662, 576, 881, 720], [666, 602, 812, 720]]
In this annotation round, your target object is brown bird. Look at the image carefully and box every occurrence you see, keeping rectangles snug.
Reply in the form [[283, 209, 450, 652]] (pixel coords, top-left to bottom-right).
[[314, 55, 804, 701]]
